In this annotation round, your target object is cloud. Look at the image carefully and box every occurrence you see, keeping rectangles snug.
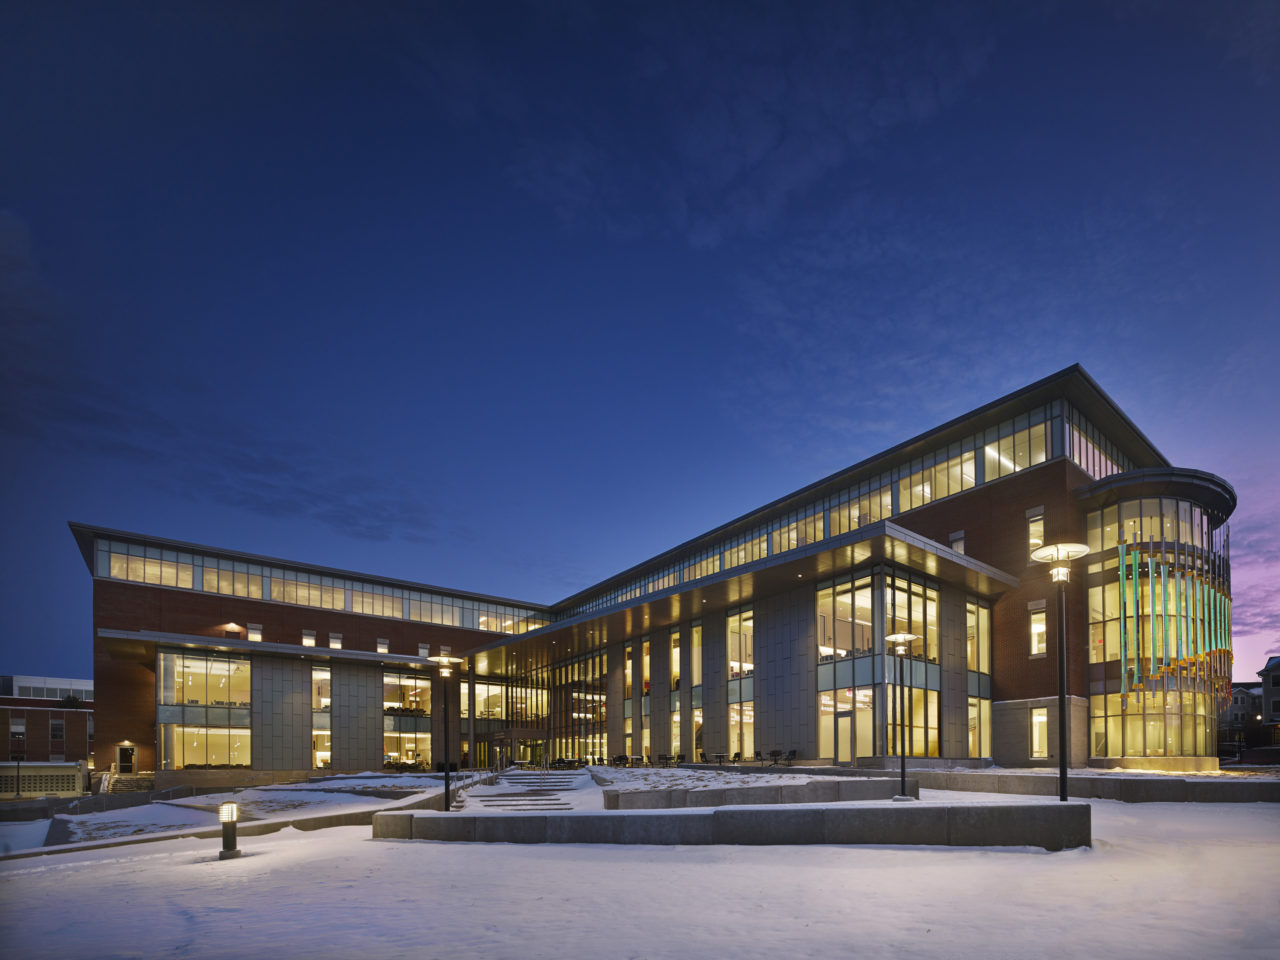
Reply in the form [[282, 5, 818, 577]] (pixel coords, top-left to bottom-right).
[[0, 209, 440, 545], [386, 2, 1009, 247]]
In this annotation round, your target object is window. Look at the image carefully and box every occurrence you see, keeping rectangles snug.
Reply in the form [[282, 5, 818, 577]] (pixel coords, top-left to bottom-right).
[[418, 644, 430, 658], [624, 645, 633, 699], [1027, 510, 1044, 559], [968, 697, 990, 758], [383, 670, 432, 769], [670, 628, 680, 691], [10, 718, 25, 741], [329, 633, 342, 649], [88, 717, 94, 741], [898, 449, 976, 510], [1030, 609, 1047, 656], [1030, 707, 1049, 758], [883, 573, 938, 661], [727, 606, 754, 759], [690, 623, 702, 688], [950, 531, 965, 555], [984, 421, 1048, 481], [966, 600, 991, 673], [157, 652, 251, 770], [1272, 675, 1279, 687], [50, 719, 65, 741], [1272, 699, 1280, 715], [302, 630, 316, 647], [247, 623, 262, 643], [642, 639, 651, 698], [377, 638, 389, 654]]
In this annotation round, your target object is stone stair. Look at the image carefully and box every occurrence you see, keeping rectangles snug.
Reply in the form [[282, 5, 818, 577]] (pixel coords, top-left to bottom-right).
[[460, 769, 590, 812], [104, 773, 155, 794]]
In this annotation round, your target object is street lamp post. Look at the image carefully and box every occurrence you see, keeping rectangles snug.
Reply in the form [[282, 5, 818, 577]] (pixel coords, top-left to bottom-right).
[[427, 653, 463, 811], [1030, 541, 1090, 802], [885, 632, 919, 800]]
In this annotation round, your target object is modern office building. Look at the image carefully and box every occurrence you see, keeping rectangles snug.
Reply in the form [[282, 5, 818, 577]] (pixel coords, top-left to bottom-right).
[[2, 674, 95, 764], [1260, 655, 1280, 745], [70, 365, 1236, 787]]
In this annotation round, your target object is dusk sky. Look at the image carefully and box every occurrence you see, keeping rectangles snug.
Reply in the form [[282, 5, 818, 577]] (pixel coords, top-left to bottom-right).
[[2, 2, 1277, 682]]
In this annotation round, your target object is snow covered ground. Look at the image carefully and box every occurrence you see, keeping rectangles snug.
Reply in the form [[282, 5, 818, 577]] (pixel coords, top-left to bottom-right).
[[588, 765, 822, 792], [2, 793, 1275, 960], [0, 772, 478, 853]]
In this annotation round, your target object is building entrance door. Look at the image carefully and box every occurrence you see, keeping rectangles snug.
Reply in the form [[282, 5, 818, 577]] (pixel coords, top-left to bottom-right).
[[836, 713, 853, 764], [116, 745, 136, 774]]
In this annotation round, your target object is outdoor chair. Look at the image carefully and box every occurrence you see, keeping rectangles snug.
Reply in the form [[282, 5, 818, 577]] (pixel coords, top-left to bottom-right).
[[784, 749, 797, 765]]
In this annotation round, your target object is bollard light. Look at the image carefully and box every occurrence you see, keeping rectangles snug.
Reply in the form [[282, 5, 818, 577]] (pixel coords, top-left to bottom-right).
[[218, 800, 241, 860]]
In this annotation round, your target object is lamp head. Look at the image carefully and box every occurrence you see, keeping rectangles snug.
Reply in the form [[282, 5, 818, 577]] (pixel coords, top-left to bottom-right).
[[427, 653, 463, 678], [218, 801, 239, 823], [884, 632, 919, 657]]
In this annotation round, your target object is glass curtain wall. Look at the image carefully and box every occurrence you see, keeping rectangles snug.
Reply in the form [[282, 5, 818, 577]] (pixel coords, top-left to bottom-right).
[[312, 666, 331, 768], [669, 627, 681, 758], [1084, 498, 1231, 757], [549, 650, 606, 762], [383, 670, 431, 769], [966, 600, 992, 758], [815, 568, 941, 762], [156, 652, 251, 770], [816, 574, 874, 762], [727, 606, 754, 759]]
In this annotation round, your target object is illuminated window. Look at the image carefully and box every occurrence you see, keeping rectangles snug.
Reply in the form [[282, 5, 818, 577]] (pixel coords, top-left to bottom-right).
[[1027, 511, 1044, 559], [727, 606, 754, 759], [984, 421, 1047, 481], [1030, 707, 1049, 758], [302, 630, 316, 647], [967, 600, 991, 673], [1030, 609, 1047, 656], [950, 531, 965, 554], [329, 633, 342, 649], [247, 623, 262, 643], [377, 638, 389, 654]]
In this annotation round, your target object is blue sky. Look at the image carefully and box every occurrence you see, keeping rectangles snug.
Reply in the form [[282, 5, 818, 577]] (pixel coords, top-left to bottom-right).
[[2, 1, 1277, 681]]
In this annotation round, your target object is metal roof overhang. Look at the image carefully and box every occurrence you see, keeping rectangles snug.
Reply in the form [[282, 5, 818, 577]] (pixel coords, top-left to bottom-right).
[[96, 629, 437, 670], [1076, 467, 1237, 524], [465, 521, 1020, 678]]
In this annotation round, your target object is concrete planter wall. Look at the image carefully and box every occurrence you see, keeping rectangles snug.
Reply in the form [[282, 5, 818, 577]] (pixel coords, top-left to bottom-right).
[[601, 777, 913, 809], [373, 801, 1091, 851]]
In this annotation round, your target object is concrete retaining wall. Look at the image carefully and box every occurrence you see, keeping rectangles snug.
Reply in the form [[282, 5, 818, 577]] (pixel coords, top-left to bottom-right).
[[373, 801, 1090, 851], [602, 777, 914, 809], [911, 770, 1280, 803]]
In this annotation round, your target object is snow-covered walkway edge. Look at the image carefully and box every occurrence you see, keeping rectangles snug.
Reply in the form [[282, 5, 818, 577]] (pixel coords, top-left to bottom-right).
[[0, 771, 493, 859]]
